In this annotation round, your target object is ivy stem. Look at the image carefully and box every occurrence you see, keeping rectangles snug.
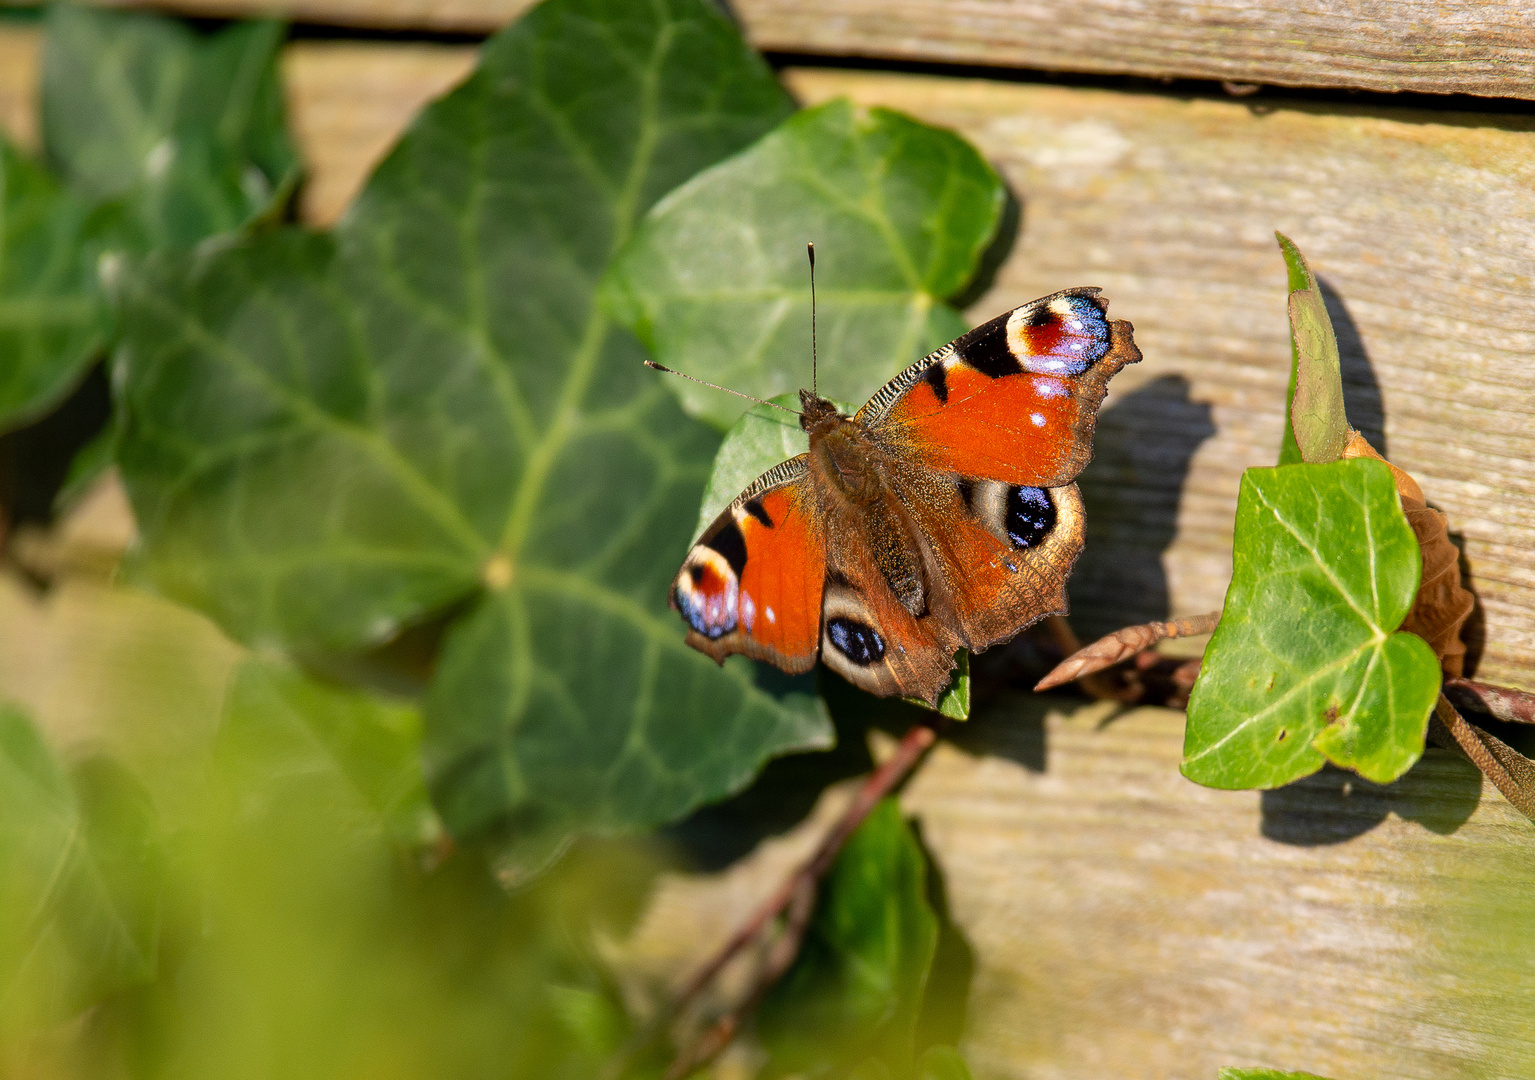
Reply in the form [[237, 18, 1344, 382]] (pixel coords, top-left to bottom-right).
[[658, 718, 942, 1079]]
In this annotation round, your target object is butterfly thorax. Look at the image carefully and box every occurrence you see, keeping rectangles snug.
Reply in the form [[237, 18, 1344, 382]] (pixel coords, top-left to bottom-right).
[[798, 389, 845, 436], [802, 402, 931, 619]]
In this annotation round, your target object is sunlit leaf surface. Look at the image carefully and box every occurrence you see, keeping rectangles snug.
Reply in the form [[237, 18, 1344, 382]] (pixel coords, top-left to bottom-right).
[[1183, 458, 1440, 788], [608, 99, 1004, 428], [114, 0, 829, 846]]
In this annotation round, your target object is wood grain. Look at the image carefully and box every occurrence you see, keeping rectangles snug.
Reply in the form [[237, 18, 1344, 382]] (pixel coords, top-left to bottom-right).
[[620, 699, 1535, 1080], [53, 0, 1535, 101], [740, 0, 1535, 101]]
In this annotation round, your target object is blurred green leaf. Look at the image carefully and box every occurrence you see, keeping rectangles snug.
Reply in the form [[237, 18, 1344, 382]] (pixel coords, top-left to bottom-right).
[[1183, 458, 1440, 789], [0, 703, 163, 1025], [0, 137, 111, 432], [1276, 233, 1348, 465], [918, 1046, 973, 1080], [42, 5, 296, 248], [759, 797, 938, 1078], [218, 657, 440, 848], [1218, 1070, 1333, 1080], [114, 0, 827, 849], [608, 99, 1004, 427]]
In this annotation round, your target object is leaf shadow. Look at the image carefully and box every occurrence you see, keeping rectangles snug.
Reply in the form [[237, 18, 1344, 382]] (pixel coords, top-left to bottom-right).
[[1258, 750, 1483, 845], [1316, 275, 1387, 457], [1068, 374, 1217, 639]]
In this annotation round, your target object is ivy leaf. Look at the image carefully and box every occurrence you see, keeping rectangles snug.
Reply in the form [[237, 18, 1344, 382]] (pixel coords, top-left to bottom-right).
[[1276, 233, 1349, 465], [1218, 1071, 1333, 1080], [607, 99, 1004, 428], [1183, 458, 1441, 789], [0, 703, 163, 1016], [0, 138, 111, 433], [114, 0, 827, 848], [218, 658, 441, 848], [693, 394, 970, 719], [759, 798, 938, 1078], [42, 5, 297, 249]]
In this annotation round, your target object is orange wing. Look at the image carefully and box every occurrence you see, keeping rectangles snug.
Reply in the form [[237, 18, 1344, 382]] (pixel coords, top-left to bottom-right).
[[857, 288, 1140, 487], [672, 457, 825, 673]]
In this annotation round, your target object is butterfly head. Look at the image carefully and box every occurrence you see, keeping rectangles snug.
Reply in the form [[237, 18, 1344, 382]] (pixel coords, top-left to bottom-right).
[[798, 390, 844, 435]]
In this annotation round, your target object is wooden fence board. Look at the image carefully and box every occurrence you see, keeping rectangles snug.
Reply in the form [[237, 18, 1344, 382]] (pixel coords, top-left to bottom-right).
[[60, 0, 1535, 101]]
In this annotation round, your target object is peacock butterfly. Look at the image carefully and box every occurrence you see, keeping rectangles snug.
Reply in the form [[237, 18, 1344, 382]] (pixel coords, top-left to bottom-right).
[[665, 270, 1141, 705]]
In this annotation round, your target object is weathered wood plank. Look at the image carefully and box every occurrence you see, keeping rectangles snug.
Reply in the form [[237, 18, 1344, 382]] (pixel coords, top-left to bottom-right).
[[64, 0, 1535, 101], [621, 700, 1535, 1079], [781, 69, 1535, 689], [741, 0, 1535, 101]]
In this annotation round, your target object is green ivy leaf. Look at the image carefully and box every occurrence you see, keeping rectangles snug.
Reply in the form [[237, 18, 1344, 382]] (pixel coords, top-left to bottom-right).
[[0, 703, 163, 1018], [0, 137, 112, 432], [1183, 458, 1440, 789], [759, 798, 938, 1078], [694, 394, 969, 719], [1218, 1070, 1333, 1080], [114, 0, 827, 848], [218, 658, 441, 848], [1276, 233, 1348, 465], [42, 5, 297, 249], [607, 98, 1004, 428]]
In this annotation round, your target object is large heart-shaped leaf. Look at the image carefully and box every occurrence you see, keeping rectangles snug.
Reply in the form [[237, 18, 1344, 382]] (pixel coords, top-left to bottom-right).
[[0, 138, 111, 432], [0, 703, 163, 1016], [1182, 458, 1440, 788], [758, 797, 939, 1078], [114, 0, 828, 848], [607, 98, 1005, 427], [42, 5, 296, 249]]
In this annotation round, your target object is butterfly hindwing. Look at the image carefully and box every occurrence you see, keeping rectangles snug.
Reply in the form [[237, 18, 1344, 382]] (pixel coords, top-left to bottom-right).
[[894, 467, 1087, 652], [672, 457, 825, 673], [857, 288, 1140, 487]]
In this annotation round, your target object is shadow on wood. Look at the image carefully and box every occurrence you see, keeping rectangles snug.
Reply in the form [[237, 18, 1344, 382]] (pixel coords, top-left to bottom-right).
[[1069, 374, 1217, 639]]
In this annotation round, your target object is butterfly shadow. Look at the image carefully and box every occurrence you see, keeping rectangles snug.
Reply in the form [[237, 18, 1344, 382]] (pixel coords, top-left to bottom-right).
[[1067, 373, 1218, 640]]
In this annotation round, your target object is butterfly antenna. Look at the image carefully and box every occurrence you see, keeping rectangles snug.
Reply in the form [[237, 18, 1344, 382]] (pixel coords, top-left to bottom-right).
[[644, 361, 801, 417], [807, 241, 818, 397]]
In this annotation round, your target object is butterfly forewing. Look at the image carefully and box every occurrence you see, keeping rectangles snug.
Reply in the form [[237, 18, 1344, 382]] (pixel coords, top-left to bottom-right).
[[858, 288, 1140, 488]]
